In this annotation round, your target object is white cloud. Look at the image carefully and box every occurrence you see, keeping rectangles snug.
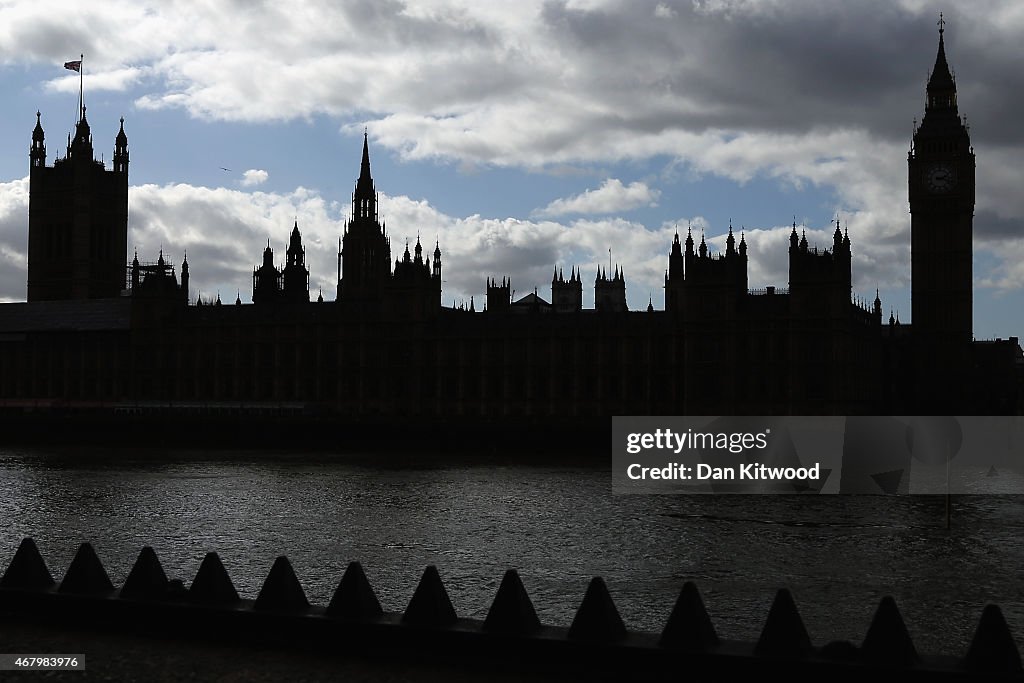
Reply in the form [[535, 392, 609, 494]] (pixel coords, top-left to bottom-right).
[[534, 179, 660, 217], [44, 67, 144, 94], [0, 177, 29, 302], [654, 3, 677, 19], [240, 169, 269, 187]]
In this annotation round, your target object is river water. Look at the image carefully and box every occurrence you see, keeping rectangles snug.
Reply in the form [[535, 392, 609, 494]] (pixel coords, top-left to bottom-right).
[[1, 446, 1021, 656]]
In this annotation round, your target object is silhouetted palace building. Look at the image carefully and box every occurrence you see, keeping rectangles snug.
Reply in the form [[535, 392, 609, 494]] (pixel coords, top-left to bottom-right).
[[0, 26, 1021, 438]]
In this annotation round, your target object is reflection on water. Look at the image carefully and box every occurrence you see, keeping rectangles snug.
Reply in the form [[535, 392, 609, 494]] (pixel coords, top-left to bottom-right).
[[1, 446, 1022, 654]]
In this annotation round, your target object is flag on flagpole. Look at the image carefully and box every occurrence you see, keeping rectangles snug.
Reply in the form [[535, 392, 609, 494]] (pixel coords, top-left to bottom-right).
[[63, 60, 82, 72]]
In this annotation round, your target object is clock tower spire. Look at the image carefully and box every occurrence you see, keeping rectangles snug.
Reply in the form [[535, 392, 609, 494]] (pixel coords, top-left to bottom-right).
[[908, 15, 975, 408]]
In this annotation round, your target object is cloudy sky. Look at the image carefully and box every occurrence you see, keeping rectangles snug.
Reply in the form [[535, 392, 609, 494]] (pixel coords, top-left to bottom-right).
[[0, 0, 1022, 338]]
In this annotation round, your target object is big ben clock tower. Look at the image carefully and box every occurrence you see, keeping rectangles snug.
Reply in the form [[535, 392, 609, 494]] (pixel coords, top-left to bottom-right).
[[908, 16, 975, 402]]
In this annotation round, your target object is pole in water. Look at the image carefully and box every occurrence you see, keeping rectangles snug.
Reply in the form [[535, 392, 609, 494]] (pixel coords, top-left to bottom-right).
[[945, 437, 951, 530]]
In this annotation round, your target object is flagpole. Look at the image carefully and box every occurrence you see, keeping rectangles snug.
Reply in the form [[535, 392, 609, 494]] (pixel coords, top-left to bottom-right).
[[79, 54, 84, 122]]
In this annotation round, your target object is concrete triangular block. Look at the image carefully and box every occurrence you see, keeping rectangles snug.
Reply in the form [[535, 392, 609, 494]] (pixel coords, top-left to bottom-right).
[[120, 546, 169, 600], [659, 581, 719, 651], [861, 596, 918, 666], [0, 538, 54, 589], [870, 469, 905, 494], [483, 569, 540, 634], [402, 565, 457, 627], [568, 577, 626, 642], [59, 542, 114, 594], [255, 556, 309, 612], [964, 604, 1023, 673], [755, 588, 811, 657], [188, 552, 239, 604], [327, 561, 383, 619]]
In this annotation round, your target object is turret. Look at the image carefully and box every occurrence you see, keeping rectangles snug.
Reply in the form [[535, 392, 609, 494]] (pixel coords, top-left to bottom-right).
[[595, 263, 627, 312], [286, 220, 304, 268], [181, 253, 190, 305], [486, 276, 511, 313], [282, 221, 309, 303], [131, 250, 140, 290], [668, 229, 684, 279], [113, 117, 129, 173], [552, 264, 583, 312], [253, 241, 281, 304], [30, 112, 45, 169], [666, 227, 689, 313], [69, 106, 93, 161]]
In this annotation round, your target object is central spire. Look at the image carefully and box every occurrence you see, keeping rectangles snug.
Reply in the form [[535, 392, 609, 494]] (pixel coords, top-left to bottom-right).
[[359, 129, 372, 183], [352, 130, 377, 221]]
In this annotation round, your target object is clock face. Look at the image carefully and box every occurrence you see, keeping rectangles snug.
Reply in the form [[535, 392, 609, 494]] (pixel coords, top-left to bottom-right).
[[926, 164, 955, 193]]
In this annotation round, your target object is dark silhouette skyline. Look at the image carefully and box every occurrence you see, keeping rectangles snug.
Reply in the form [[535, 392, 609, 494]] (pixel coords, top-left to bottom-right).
[[0, 24, 1020, 433], [2, 8, 1024, 336]]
